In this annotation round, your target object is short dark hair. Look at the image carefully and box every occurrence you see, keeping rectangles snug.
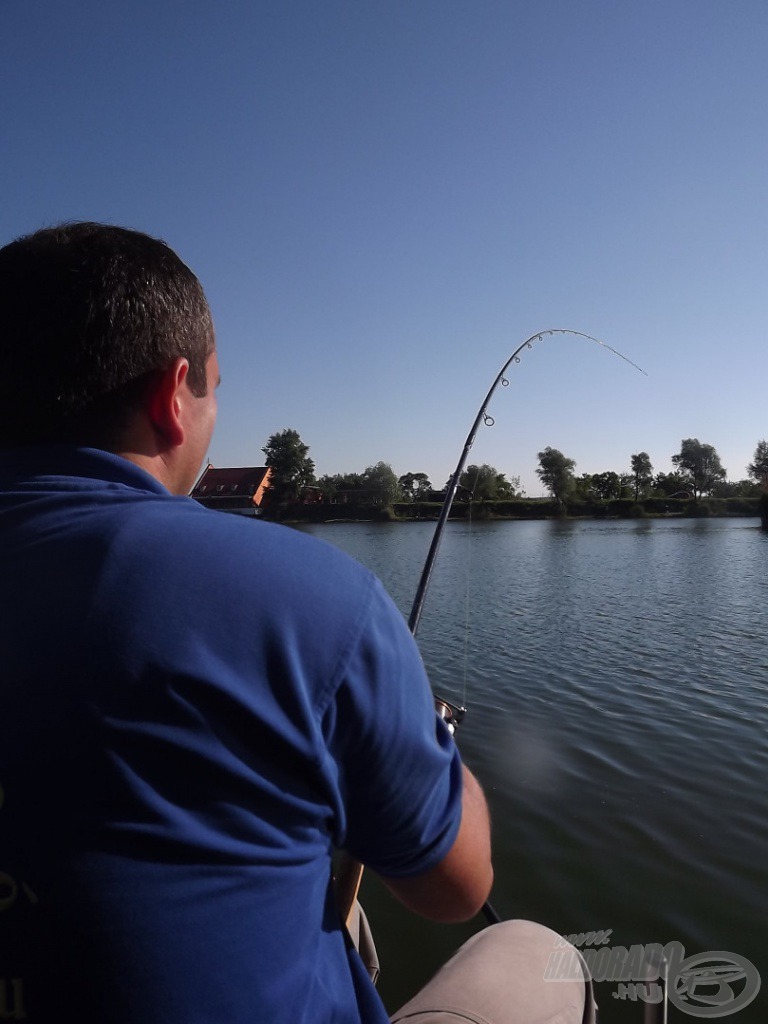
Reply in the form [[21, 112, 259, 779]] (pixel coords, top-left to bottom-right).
[[0, 222, 214, 447]]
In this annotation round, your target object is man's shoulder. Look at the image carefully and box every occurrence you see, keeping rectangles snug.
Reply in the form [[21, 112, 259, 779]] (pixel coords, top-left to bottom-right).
[[148, 497, 364, 569], [125, 496, 380, 616]]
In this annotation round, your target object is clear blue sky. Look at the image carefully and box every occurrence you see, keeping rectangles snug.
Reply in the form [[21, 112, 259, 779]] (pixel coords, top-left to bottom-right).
[[3, 0, 767, 495]]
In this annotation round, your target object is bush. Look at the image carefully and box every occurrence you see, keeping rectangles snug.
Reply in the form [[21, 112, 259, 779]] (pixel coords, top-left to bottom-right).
[[566, 500, 598, 517], [691, 499, 713, 517], [723, 497, 760, 515], [607, 499, 640, 518], [374, 506, 398, 522], [643, 497, 672, 514]]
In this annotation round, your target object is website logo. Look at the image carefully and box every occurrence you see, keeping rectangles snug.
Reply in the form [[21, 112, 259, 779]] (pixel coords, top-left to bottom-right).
[[668, 950, 761, 1018], [544, 934, 761, 1018]]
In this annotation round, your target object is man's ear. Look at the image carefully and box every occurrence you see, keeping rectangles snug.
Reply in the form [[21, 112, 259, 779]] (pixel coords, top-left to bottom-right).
[[146, 358, 190, 448]]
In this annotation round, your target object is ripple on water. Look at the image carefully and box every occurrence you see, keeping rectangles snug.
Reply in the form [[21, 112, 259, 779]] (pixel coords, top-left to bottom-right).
[[306, 518, 768, 1021]]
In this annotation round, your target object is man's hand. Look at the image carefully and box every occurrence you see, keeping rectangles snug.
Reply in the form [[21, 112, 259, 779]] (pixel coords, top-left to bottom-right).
[[379, 764, 493, 923]]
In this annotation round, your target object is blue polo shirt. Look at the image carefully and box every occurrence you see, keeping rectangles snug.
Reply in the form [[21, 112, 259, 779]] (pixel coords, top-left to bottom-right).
[[0, 447, 462, 1023]]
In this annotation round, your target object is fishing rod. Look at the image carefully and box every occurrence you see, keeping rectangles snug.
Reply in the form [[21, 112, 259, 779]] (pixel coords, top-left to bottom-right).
[[338, 329, 646, 930], [409, 329, 647, 926]]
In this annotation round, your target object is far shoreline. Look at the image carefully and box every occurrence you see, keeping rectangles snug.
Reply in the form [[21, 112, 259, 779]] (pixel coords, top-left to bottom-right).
[[264, 495, 762, 525]]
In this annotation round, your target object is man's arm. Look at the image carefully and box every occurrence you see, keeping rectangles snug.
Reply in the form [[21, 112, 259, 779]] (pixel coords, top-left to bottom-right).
[[379, 763, 493, 924]]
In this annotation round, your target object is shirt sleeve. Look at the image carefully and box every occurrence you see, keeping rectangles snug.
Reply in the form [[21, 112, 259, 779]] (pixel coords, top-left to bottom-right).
[[319, 574, 463, 878]]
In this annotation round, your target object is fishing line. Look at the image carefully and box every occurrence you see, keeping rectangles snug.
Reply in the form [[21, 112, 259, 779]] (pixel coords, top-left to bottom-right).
[[406, 329, 646, 929], [339, 333, 647, 937], [337, 332, 646, 930], [460, 473, 480, 709]]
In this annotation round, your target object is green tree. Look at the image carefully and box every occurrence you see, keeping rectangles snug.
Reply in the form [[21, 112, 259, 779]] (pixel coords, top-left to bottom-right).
[[496, 472, 520, 499], [575, 471, 628, 501], [336, 472, 365, 491], [574, 473, 594, 499], [671, 438, 726, 499], [398, 472, 432, 502], [316, 474, 341, 501], [630, 452, 654, 501], [747, 440, 768, 490], [536, 448, 576, 502], [594, 471, 622, 500], [316, 474, 335, 500], [317, 472, 365, 502], [262, 428, 316, 503], [458, 464, 519, 501], [362, 462, 401, 506], [652, 471, 691, 497], [711, 478, 760, 498]]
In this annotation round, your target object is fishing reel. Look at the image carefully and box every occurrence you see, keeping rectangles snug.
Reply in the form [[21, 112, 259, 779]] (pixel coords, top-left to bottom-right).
[[434, 695, 466, 735]]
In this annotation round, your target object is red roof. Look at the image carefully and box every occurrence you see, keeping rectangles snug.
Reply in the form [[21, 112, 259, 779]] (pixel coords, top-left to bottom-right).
[[191, 466, 271, 499]]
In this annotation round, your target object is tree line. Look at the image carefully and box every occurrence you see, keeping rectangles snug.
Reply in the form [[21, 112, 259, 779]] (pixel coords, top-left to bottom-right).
[[260, 429, 521, 506], [260, 429, 768, 507], [538, 439, 768, 504]]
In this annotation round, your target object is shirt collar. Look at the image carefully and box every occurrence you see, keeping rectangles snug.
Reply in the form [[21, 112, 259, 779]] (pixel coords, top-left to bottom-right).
[[0, 445, 171, 496]]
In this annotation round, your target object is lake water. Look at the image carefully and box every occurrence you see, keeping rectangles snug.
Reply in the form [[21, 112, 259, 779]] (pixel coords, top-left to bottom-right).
[[299, 517, 768, 1022]]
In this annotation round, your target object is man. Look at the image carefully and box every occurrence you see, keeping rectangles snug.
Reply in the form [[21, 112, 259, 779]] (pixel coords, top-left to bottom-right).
[[0, 223, 591, 1023]]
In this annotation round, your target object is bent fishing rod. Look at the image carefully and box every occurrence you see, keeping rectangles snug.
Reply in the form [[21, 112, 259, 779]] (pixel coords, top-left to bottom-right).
[[338, 329, 646, 929], [412, 329, 645, 926]]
